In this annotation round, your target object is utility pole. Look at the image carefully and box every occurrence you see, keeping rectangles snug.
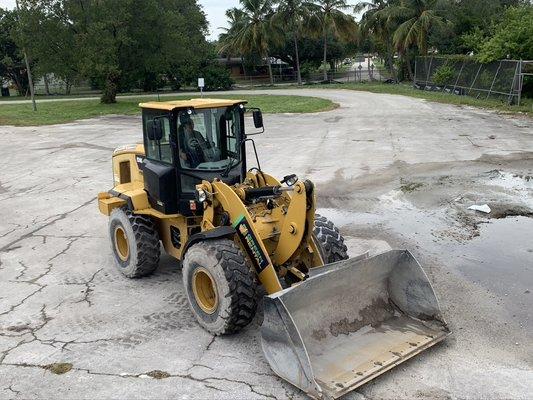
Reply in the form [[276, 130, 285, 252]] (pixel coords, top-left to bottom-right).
[[15, 0, 36, 111]]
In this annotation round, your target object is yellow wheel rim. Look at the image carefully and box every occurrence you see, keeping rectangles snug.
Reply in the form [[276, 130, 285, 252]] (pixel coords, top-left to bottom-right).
[[192, 268, 218, 314], [114, 226, 129, 261]]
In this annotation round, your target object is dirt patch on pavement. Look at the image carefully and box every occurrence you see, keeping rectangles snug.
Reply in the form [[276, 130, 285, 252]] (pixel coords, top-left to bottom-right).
[[43, 363, 73, 375], [146, 370, 171, 379]]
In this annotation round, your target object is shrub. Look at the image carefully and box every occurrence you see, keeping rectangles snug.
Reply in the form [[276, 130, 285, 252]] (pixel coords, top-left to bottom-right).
[[202, 65, 233, 91], [299, 61, 317, 81], [432, 64, 455, 86]]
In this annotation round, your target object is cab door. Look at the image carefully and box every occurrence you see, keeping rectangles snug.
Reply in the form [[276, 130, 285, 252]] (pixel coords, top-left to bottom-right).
[[142, 110, 178, 214]]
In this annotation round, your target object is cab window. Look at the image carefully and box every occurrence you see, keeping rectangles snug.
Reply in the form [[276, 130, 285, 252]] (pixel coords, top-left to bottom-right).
[[143, 111, 172, 164], [178, 107, 241, 170]]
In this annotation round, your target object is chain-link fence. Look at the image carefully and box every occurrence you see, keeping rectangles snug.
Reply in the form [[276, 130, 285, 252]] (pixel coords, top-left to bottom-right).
[[414, 56, 531, 105], [233, 67, 393, 87]]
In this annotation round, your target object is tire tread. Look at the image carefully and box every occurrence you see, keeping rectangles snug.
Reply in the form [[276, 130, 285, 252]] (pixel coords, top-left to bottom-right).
[[313, 214, 348, 263], [188, 239, 257, 335], [124, 209, 160, 278]]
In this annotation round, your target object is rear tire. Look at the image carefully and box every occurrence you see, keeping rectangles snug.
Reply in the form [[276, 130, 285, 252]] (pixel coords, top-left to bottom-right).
[[182, 239, 257, 335], [109, 208, 160, 278], [314, 214, 348, 263]]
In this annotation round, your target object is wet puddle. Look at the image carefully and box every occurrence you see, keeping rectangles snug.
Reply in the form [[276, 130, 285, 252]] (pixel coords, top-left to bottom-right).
[[319, 198, 533, 332], [446, 216, 533, 330]]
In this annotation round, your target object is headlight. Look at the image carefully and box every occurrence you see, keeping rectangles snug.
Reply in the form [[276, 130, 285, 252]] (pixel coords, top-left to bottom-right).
[[196, 188, 207, 203], [282, 174, 298, 187]]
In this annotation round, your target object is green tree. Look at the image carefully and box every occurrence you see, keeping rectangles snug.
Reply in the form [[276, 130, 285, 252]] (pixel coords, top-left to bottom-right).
[[428, 0, 528, 55], [307, 0, 357, 80], [18, 0, 79, 94], [478, 5, 533, 62], [17, 0, 210, 102], [272, 0, 311, 84], [218, 7, 248, 75], [0, 8, 29, 95], [158, 0, 211, 90], [391, 0, 445, 55], [357, 0, 398, 80], [383, 0, 446, 78], [221, 0, 279, 85]]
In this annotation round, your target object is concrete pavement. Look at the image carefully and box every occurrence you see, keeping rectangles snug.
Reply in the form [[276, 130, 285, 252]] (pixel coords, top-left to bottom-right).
[[0, 89, 532, 399]]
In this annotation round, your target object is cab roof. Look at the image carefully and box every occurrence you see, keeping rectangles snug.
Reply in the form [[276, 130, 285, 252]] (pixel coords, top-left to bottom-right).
[[139, 98, 246, 111]]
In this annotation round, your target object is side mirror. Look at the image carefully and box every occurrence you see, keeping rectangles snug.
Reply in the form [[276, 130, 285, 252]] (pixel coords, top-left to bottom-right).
[[252, 110, 263, 129], [148, 118, 163, 141]]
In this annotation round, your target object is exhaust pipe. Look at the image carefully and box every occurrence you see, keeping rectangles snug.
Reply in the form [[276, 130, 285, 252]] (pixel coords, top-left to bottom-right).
[[261, 250, 450, 399]]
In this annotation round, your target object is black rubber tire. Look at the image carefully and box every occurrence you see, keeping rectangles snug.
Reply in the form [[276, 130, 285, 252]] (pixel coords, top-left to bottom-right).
[[182, 239, 257, 335], [109, 208, 160, 278], [313, 214, 349, 263]]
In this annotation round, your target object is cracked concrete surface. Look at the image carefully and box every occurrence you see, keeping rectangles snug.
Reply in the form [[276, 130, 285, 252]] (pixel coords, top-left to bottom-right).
[[0, 89, 532, 399]]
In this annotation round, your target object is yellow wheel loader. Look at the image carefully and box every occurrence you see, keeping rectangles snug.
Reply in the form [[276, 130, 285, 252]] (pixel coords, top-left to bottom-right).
[[98, 98, 450, 399]]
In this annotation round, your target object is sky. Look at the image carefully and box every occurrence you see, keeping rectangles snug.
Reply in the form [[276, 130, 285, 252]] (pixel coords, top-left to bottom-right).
[[0, 0, 238, 41]]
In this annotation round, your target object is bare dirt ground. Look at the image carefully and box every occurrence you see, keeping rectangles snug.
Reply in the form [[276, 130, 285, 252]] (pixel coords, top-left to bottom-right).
[[0, 89, 532, 399]]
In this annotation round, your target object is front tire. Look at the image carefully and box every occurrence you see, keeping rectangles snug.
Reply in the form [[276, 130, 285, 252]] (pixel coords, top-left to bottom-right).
[[182, 239, 257, 335], [109, 208, 160, 278], [314, 214, 348, 263]]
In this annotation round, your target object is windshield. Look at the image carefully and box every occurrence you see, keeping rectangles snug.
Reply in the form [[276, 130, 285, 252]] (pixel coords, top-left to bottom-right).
[[178, 106, 242, 171]]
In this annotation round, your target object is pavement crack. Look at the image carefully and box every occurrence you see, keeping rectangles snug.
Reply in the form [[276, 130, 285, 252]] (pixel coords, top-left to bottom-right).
[[47, 237, 80, 263], [205, 335, 216, 352], [0, 362, 277, 398], [201, 376, 278, 399], [0, 198, 95, 253], [0, 285, 45, 317], [0, 338, 31, 365], [14, 261, 28, 280], [73, 268, 103, 307], [185, 363, 214, 374], [5, 384, 21, 395]]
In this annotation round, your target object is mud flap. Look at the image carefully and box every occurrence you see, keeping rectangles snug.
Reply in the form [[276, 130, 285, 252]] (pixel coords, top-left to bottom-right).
[[261, 250, 450, 399]]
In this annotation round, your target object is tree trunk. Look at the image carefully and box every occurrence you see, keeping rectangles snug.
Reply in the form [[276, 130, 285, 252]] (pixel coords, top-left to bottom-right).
[[266, 56, 273, 85], [44, 74, 50, 95], [293, 33, 302, 85], [386, 41, 397, 82], [322, 30, 328, 81], [101, 71, 119, 103], [241, 56, 247, 78], [12, 73, 24, 96], [405, 52, 413, 81]]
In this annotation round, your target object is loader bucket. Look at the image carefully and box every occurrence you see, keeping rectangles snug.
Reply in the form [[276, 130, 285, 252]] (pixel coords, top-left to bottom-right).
[[261, 250, 450, 399]]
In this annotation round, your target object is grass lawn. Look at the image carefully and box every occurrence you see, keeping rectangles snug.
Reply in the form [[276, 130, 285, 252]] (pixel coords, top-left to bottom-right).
[[312, 82, 533, 116], [0, 94, 336, 126]]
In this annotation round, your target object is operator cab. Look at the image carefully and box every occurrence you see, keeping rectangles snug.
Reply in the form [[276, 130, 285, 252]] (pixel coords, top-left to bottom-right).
[[138, 99, 262, 215]]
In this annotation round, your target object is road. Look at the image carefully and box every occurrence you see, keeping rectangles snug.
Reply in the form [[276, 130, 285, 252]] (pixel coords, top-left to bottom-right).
[[0, 91, 200, 105], [0, 89, 532, 399]]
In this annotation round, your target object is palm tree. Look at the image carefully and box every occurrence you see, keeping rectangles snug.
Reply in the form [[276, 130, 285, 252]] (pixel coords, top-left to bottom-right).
[[219, 0, 279, 85], [272, 0, 310, 85], [386, 0, 445, 78], [391, 0, 444, 55], [218, 8, 247, 56], [218, 8, 248, 75], [307, 0, 357, 81], [357, 0, 397, 81]]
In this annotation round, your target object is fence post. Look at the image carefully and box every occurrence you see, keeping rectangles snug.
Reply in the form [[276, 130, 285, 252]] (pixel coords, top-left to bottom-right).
[[518, 60, 523, 106], [413, 57, 417, 87], [424, 56, 433, 88], [468, 64, 483, 96], [452, 60, 465, 95], [507, 61, 520, 105], [486, 60, 502, 100]]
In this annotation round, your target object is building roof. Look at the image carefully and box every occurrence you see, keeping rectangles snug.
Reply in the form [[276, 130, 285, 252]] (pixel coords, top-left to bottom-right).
[[139, 98, 246, 111]]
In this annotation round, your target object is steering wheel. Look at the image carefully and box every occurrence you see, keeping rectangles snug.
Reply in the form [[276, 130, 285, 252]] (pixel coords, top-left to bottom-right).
[[187, 137, 200, 148]]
